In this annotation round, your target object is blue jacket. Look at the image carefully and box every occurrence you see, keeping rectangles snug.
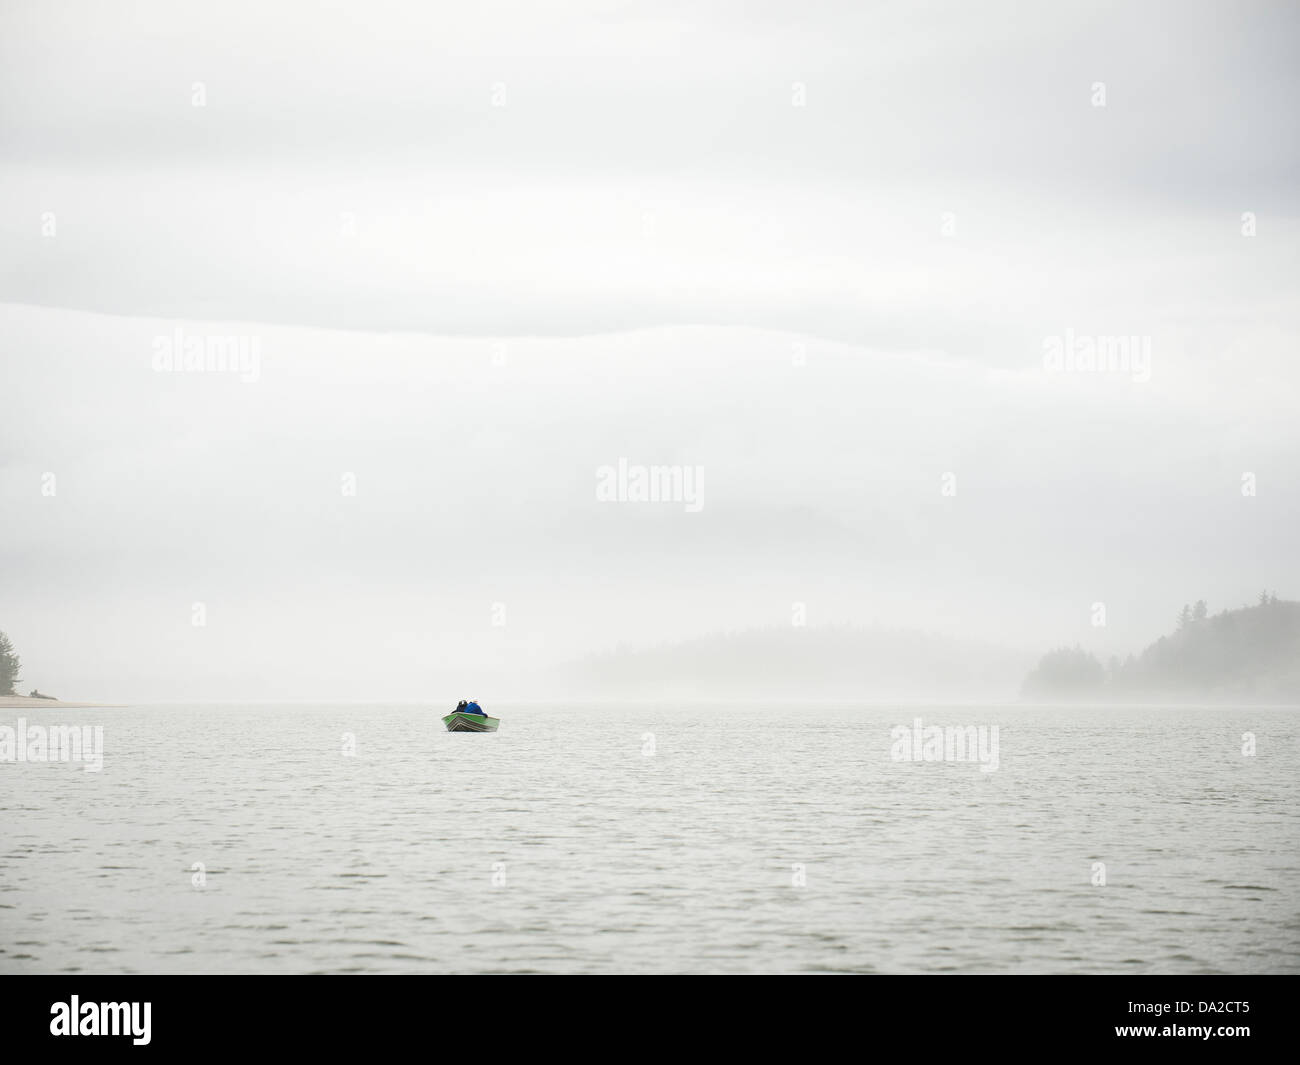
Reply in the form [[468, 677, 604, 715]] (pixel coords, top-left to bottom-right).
[[465, 701, 484, 716]]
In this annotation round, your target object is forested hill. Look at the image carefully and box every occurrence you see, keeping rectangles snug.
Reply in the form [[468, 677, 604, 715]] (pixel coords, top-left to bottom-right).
[[565, 624, 1033, 700], [1022, 596, 1300, 702]]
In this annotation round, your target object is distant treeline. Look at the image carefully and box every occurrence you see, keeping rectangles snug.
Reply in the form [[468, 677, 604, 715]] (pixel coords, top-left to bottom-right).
[[566, 623, 1033, 699], [1022, 595, 1300, 701]]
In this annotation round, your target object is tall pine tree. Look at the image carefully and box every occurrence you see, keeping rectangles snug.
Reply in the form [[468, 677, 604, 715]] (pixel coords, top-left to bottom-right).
[[0, 631, 20, 696]]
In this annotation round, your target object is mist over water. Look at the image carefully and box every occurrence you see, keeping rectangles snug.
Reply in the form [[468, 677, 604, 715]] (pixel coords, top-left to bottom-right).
[[2, 702, 1295, 974], [2, 2, 1299, 703]]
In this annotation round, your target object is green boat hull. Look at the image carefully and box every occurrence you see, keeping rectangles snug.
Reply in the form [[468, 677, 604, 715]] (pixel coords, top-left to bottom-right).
[[442, 711, 500, 732]]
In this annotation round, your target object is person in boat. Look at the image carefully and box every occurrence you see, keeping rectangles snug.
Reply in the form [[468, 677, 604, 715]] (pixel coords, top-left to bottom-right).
[[464, 700, 485, 716], [455, 700, 468, 714]]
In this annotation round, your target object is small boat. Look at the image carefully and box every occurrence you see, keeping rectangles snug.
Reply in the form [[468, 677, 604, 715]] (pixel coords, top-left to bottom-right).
[[442, 711, 500, 733]]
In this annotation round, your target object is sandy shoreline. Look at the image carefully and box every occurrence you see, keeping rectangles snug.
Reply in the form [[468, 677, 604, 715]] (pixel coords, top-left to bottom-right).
[[0, 696, 125, 709]]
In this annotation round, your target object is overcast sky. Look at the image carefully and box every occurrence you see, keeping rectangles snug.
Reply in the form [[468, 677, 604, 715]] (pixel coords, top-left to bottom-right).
[[1, 1, 1297, 700]]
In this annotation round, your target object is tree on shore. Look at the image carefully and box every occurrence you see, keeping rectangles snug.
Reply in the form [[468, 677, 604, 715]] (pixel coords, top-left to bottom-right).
[[0, 631, 20, 695]]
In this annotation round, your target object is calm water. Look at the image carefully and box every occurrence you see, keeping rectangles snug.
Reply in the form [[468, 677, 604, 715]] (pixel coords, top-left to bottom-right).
[[2, 703, 1297, 974]]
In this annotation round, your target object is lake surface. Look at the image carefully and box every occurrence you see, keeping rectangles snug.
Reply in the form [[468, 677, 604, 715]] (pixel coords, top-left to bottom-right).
[[2, 703, 1297, 974]]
